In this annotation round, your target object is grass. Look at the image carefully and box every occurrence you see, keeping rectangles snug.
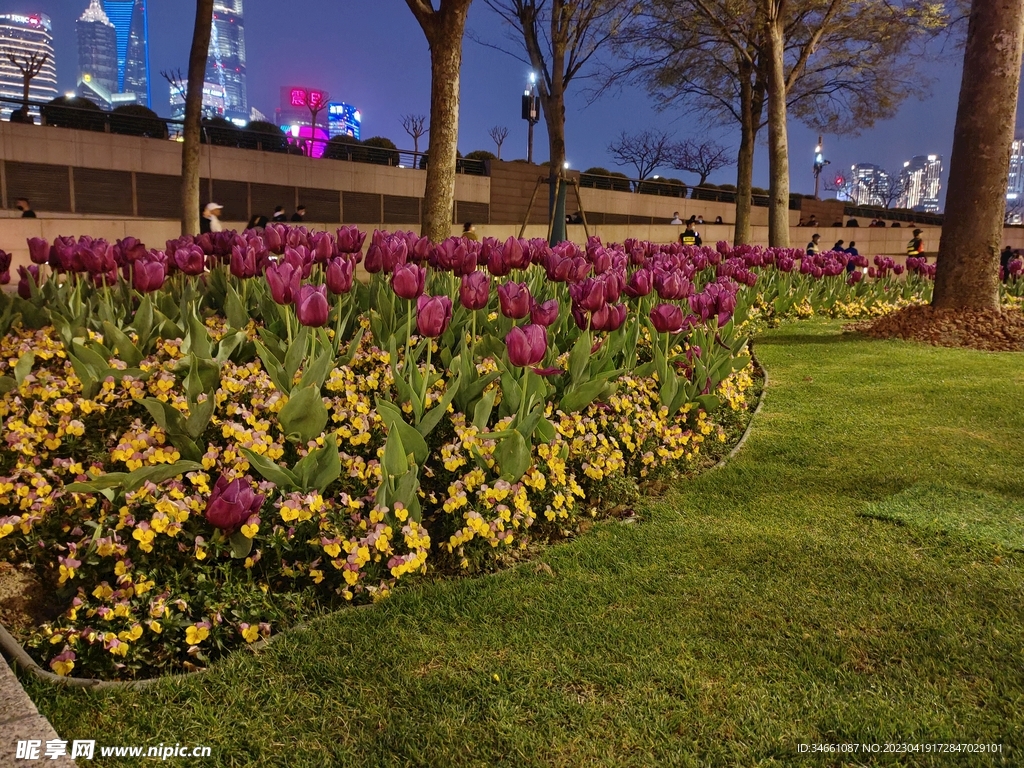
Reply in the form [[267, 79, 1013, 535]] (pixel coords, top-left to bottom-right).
[[22, 320, 1024, 767]]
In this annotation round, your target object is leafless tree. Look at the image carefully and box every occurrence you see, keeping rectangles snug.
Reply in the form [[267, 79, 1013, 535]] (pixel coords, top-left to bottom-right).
[[401, 113, 429, 154], [877, 172, 909, 210], [670, 139, 733, 188], [404, 0, 475, 243], [5, 49, 48, 114], [478, 0, 637, 201], [608, 0, 946, 246], [160, 68, 187, 104], [181, 0, 214, 235], [607, 129, 675, 183], [488, 125, 509, 159], [300, 88, 329, 155]]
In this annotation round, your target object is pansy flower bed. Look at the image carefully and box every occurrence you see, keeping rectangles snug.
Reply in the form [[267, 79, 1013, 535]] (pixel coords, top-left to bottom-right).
[[0, 227, 945, 679]]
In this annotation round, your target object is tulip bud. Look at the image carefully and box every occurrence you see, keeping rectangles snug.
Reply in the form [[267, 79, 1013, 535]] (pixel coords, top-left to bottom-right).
[[265, 262, 302, 305], [294, 284, 330, 327], [497, 281, 532, 319], [459, 271, 490, 311], [27, 237, 49, 265], [650, 303, 684, 334], [391, 262, 426, 300], [530, 299, 559, 327], [506, 324, 548, 367], [326, 257, 354, 295], [416, 294, 453, 338], [205, 476, 265, 532]]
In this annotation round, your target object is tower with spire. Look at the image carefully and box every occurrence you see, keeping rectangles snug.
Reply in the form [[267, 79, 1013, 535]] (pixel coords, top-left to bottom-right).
[[77, 0, 118, 106]]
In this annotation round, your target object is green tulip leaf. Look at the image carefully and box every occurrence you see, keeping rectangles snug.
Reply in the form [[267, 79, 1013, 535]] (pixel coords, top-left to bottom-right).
[[376, 400, 429, 466], [279, 386, 328, 444], [229, 531, 254, 559], [240, 447, 299, 489], [13, 351, 34, 385], [495, 430, 532, 482]]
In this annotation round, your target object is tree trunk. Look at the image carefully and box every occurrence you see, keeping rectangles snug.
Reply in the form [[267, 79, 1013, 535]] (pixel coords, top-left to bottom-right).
[[21, 74, 30, 111], [764, 4, 790, 248], [181, 0, 214, 236], [421, 8, 470, 243], [734, 60, 756, 246], [933, 0, 1024, 309]]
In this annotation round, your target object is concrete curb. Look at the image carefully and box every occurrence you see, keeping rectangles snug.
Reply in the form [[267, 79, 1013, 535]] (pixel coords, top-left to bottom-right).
[[0, 654, 76, 767]]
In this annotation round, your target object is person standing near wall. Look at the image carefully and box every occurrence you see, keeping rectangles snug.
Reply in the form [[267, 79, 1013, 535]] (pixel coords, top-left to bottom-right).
[[906, 228, 925, 259]]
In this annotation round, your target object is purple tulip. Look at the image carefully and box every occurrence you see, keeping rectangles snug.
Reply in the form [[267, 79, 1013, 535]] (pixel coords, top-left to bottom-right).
[[326, 257, 354, 295], [336, 226, 366, 254], [382, 236, 408, 274], [416, 294, 453, 338], [230, 246, 259, 279], [391, 262, 426, 300], [569, 278, 607, 312], [590, 248, 612, 275], [506, 324, 548, 367], [624, 268, 653, 298], [115, 237, 147, 266], [205, 475, 265, 533], [132, 259, 166, 293], [497, 281, 532, 319], [17, 265, 40, 300], [486, 242, 511, 276], [503, 236, 530, 270], [592, 303, 627, 332], [0, 249, 11, 274], [650, 303, 684, 334], [265, 262, 302, 305], [283, 246, 313, 278], [459, 271, 490, 310], [263, 224, 285, 255], [48, 236, 75, 271], [530, 299, 559, 327], [294, 284, 330, 327], [27, 237, 49, 265], [173, 245, 206, 276], [654, 270, 692, 301]]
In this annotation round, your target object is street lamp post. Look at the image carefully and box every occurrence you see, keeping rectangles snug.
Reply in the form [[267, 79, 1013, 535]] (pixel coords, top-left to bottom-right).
[[813, 134, 830, 200], [522, 72, 540, 164]]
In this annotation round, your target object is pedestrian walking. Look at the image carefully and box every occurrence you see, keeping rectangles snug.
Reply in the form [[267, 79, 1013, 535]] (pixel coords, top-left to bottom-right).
[[806, 233, 821, 255], [200, 203, 223, 234], [291, 205, 306, 222], [15, 198, 36, 218]]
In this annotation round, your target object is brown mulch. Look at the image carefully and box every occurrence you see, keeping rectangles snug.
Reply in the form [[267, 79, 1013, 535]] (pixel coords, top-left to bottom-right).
[[849, 305, 1024, 352], [0, 561, 56, 637]]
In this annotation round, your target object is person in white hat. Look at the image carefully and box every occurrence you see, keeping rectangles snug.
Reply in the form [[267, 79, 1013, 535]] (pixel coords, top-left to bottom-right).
[[201, 202, 223, 234]]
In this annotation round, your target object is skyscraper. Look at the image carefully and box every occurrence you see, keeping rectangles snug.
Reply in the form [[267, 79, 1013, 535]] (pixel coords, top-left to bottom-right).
[[899, 155, 943, 212], [104, 0, 150, 107], [0, 13, 57, 119], [76, 0, 118, 107], [849, 163, 892, 207], [206, 0, 247, 123], [1006, 137, 1024, 223], [328, 102, 362, 140]]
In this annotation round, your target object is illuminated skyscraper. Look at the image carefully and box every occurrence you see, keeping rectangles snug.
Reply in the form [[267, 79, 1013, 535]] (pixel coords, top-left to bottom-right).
[[206, 0, 247, 123], [76, 0, 118, 106], [849, 163, 891, 207], [0, 13, 57, 119], [104, 0, 150, 107], [899, 155, 943, 212]]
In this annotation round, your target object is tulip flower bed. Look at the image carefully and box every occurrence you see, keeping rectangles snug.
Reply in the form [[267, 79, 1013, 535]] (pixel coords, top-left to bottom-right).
[[0, 226, 938, 680]]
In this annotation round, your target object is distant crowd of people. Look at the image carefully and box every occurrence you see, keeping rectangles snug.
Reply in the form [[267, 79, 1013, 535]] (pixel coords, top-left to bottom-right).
[[199, 203, 309, 234]]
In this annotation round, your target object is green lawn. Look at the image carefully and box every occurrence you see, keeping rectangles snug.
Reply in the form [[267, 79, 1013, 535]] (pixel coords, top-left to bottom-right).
[[24, 320, 1024, 767]]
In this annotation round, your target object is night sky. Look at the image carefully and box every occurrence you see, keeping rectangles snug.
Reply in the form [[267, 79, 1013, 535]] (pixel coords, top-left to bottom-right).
[[6, 0, 1011, 202]]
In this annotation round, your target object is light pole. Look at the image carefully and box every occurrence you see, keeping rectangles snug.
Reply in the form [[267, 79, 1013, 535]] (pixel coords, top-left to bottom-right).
[[813, 135, 830, 200], [522, 72, 540, 164]]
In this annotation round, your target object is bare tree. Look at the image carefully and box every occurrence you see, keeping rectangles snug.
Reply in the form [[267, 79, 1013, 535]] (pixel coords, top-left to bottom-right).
[[300, 88, 329, 155], [160, 68, 187, 103], [935, 0, 1024, 310], [670, 138, 733, 188], [877, 173, 909, 210], [181, 0, 215, 235], [607, 129, 674, 183], [480, 1, 636, 212], [404, 0, 475, 243], [488, 125, 509, 159], [5, 49, 48, 115], [610, 0, 944, 246], [401, 113, 429, 154]]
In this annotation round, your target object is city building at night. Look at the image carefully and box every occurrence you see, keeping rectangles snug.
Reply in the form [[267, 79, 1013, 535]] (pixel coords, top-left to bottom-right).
[[76, 0, 118, 107], [328, 101, 361, 140], [849, 163, 892, 207], [169, 81, 228, 121], [104, 0, 150, 107], [0, 13, 57, 119], [206, 0, 247, 124], [899, 155, 943, 213]]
